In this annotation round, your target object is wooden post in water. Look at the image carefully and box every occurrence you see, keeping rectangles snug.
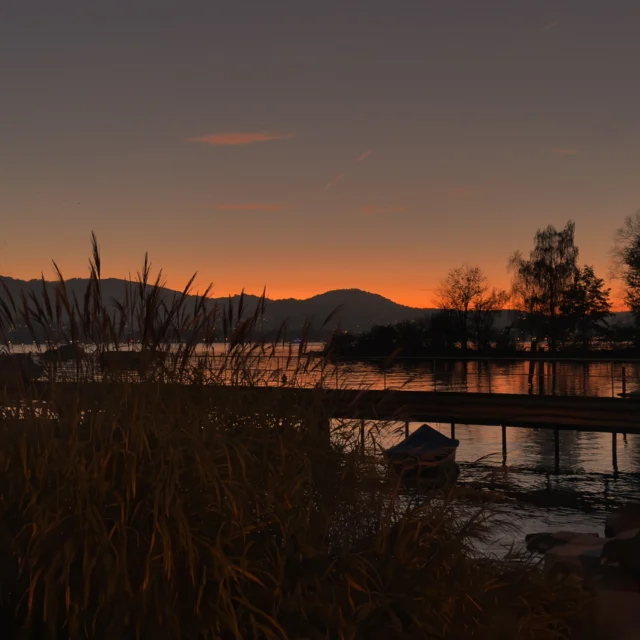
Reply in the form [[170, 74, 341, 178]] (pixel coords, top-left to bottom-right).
[[433, 359, 436, 391], [360, 418, 366, 457], [611, 362, 615, 398], [622, 366, 627, 398], [612, 432, 618, 473], [488, 359, 492, 394], [554, 428, 560, 474], [404, 421, 409, 439], [314, 411, 332, 449], [501, 424, 507, 466], [527, 340, 537, 391], [450, 421, 455, 439]]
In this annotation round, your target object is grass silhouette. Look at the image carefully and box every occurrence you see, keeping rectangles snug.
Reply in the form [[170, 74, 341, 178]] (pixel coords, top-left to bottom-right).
[[0, 238, 594, 638]]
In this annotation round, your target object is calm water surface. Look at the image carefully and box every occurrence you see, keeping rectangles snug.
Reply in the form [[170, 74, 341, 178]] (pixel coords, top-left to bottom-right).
[[399, 421, 640, 553], [11, 342, 640, 549], [334, 354, 640, 552]]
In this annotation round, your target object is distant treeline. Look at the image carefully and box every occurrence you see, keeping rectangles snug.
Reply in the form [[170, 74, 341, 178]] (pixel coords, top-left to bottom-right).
[[323, 311, 639, 360], [327, 215, 640, 360]]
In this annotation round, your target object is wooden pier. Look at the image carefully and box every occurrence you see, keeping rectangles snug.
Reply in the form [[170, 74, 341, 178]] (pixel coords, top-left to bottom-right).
[[15, 382, 640, 433], [5, 382, 640, 471], [320, 388, 640, 433], [13, 382, 639, 433]]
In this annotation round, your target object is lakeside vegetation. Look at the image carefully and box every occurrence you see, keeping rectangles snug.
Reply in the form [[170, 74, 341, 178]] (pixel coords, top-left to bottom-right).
[[0, 238, 595, 638], [326, 216, 640, 361]]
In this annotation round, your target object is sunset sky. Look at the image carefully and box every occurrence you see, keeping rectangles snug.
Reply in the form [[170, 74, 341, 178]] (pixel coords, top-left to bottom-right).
[[1, 1, 639, 307]]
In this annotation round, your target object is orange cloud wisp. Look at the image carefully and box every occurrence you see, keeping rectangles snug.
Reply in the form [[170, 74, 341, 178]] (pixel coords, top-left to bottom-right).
[[324, 173, 345, 190], [360, 206, 407, 216], [187, 132, 293, 146], [215, 203, 290, 211]]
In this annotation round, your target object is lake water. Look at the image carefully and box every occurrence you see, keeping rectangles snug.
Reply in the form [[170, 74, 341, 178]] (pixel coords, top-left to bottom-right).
[[324, 352, 640, 552], [400, 421, 639, 554], [9, 342, 640, 550]]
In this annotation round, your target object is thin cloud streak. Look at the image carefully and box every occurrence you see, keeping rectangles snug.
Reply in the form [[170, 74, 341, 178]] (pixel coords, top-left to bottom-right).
[[357, 149, 374, 162], [215, 203, 290, 211], [541, 21, 560, 32], [552, 148, 578, 156], [446, 186, 476, 198], [361, 206, 407, 216], [324, 173, 345, 190], [187, 132, 293, 146]]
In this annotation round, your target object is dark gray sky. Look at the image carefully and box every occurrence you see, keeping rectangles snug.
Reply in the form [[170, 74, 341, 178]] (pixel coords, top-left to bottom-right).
[[2, 1, 639, 305]]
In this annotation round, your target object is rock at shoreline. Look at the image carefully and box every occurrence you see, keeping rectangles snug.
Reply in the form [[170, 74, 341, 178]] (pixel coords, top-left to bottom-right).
[[605, 504, 640, 538], [526, 531, 600, 554], [602, 529, 640, 574], [544, 540, 605, 579]]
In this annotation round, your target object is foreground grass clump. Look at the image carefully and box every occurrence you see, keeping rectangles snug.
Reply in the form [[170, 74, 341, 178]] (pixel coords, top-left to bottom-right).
[[0, 382, 593, 639], [0, 238, 594, 638]]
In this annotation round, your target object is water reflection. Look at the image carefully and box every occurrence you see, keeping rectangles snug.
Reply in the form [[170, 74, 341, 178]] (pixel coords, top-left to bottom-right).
[[378, 358, 639, 397], [8, 342, 640, 546], [9, 342, 640, 397], [355, 418, 640, 551]]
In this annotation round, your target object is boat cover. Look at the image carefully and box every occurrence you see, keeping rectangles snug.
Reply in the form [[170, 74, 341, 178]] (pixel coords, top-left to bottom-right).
[[385, 424, 459, 457]]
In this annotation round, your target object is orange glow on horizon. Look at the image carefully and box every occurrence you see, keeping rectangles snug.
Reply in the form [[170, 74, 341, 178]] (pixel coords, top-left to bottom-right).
[[2, 263, 630, 313], [2, 245, 630, 314]]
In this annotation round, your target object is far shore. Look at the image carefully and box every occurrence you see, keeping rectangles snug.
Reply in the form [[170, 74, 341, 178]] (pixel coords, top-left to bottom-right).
[[312, 348, 640, 363]]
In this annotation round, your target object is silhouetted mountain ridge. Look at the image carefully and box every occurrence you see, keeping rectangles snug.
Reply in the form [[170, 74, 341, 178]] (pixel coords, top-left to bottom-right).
[[0, 277, 431, 336]]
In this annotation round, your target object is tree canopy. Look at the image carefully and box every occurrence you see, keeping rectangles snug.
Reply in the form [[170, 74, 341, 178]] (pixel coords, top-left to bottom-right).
[[508, 221, 579, 352], [560, 265, 611, 348], [436, 265, 508, 351], [613, 210, 640, 321]]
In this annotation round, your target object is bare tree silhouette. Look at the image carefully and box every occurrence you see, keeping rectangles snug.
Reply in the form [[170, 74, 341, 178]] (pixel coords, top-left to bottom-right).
[[437, 265, 508, 351]]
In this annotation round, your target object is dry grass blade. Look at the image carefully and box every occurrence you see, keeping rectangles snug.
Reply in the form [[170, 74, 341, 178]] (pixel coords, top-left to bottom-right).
[[0, 238, 595, 639]]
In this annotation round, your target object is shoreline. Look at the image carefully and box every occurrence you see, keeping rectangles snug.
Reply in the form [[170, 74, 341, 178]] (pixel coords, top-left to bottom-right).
[[314, 350, 640, 363]]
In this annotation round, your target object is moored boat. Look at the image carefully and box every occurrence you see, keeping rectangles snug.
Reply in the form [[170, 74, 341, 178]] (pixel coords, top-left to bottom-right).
[[384, 424, 459, 477]]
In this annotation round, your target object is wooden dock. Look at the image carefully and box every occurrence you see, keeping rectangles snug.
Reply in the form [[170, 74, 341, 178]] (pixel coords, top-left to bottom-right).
[[320, 388, 640, 434], [5, 382, 639, 471], [11, 382, 639, 434]]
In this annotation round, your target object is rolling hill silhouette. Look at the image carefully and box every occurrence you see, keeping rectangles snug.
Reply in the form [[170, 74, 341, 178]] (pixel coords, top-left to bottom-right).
[[0, 277, 433, 337]]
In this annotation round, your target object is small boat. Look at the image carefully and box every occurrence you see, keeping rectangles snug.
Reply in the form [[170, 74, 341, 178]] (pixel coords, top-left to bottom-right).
[[384, 424, 459, 477], [40, 343, 85, 363]]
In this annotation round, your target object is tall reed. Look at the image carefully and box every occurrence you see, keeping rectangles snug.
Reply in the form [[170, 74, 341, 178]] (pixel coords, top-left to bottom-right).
[[0, 239, 594, 639]]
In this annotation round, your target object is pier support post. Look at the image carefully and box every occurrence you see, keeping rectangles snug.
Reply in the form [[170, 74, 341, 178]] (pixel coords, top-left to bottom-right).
[[612, 432, 618, 473], [313, 411, 332, 449], [622, 366, 627, 398], [528, 358, 536, 390], [360, 418, 366, 457], [554, 428, 560, 474], [450, 421, 455, 439], [501, 424, 507, 466], [611, 362, 615, 398], [404, 421, 409, 439]]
